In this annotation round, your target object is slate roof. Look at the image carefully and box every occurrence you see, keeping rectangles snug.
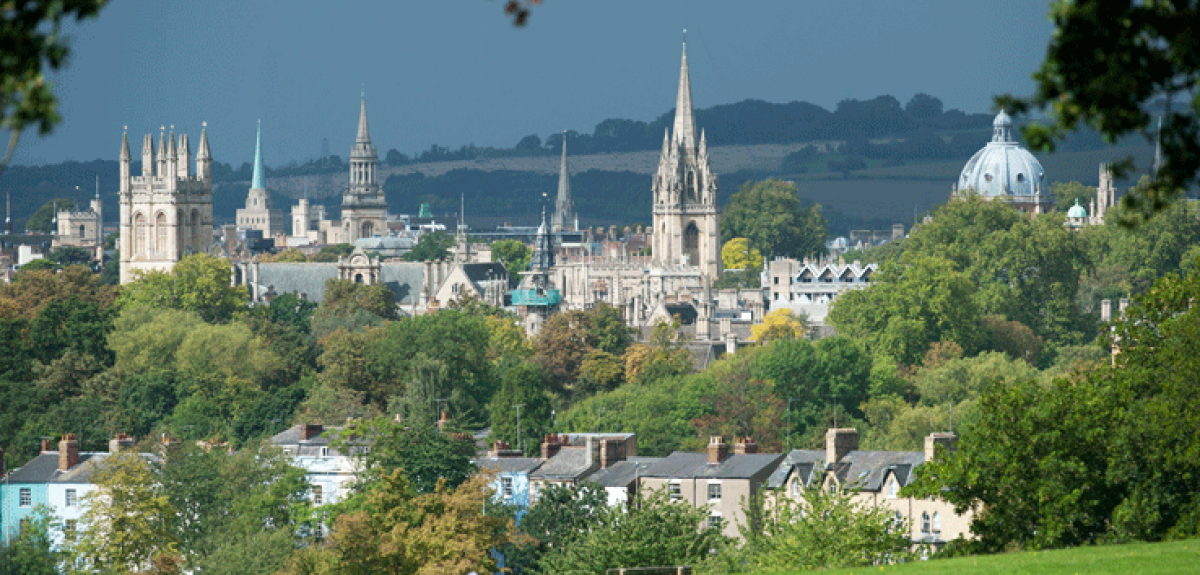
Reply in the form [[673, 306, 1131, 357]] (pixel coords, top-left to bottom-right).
[[254, 261, 424, 305], [765, 449, 825, 489], [529, 447, 594, 482], [829, 450, 924, 491], [462, 262, 508, 284], [587, 457, 663, 488], [474, 456, 543, 475], [6, 452, 156, 484], [641, 452, 784, 480]]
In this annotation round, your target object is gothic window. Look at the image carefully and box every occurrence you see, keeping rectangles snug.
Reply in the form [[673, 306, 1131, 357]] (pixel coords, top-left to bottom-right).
[[932, 512, 941, 533], [683, 222, 700, 267], [155, 212, 168, 255], [78, 224, 85, 238], [361, 221, 373, 238], [354, 273, 363, 284], [921, 512, 931, 534], [133, 212, 147, 256]]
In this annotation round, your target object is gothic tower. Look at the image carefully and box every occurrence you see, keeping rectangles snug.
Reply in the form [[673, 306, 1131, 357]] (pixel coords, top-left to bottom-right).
[[651, 39, 720, 278], [119, 124, 214, 284], [341, 92, 388, 242], [551, 131, 577, 232]]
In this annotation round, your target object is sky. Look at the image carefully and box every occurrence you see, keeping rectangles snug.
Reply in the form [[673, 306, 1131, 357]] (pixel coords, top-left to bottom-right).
[[13, 0, 1055, 167]]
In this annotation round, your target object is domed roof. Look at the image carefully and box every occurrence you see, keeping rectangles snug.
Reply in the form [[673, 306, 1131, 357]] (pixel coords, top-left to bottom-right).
[[958, 110, 1047, 200], [1066, 199, 1087, 219]]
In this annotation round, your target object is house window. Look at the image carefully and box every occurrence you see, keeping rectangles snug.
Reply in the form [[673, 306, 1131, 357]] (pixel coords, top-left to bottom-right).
[[65, 489, 77, 507], [707, 483, 721, 501], [312, 485, 323, 505], [709, 514, 723, 530], [319, 447, 330, 457], [501, 477, 514, 499], [668, 483, 681, 501], [63, 519, 77, 541], [790, 479, 800, 498], [921, 512, 931, 534], [19, 488, 31, 507], [887, 479, 898, 499], [893, 511, 904, 529], [932, 512, 942, 534]]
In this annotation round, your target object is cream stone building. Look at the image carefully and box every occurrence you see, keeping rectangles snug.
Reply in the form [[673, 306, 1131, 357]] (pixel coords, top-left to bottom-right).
[[768, 428, 975, 549], [236, 122, 286, 236], [340, 93, 387, 243], [118, 125, 214, 284], [54, 179, 104, 259]]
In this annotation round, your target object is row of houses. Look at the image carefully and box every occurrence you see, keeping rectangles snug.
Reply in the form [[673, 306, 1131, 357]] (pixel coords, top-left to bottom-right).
[[1, 426, 970, 551]]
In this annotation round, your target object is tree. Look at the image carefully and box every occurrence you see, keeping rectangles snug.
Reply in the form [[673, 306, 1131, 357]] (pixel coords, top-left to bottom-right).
[[503, 482, 608, 572], [47, 246, 92, 268], [533, 310, 595, 395], [690, 372, 785, 452], [118, 254, 247, 323], [491, 239, 531, 279], [905, 93, 944, 120], [70, 451, 180, 572], [1051, 180, 1097, 213], [23, 198, 74, 233], [403, 231, 454, 262], [751, 308, 807, 343], [317, 278, 397, 321], [488, 361, 552, 456], [282, 470, 513, 575], [339, 417, 476, 495], [309, 243, 354, 262], [720, 179, 826, 259], [536, 489, 727, 575], [0, 507, 60, 575], [721, 237, 763, 271], [740, 487, 916, 571], [999, 0, 1200, 220]]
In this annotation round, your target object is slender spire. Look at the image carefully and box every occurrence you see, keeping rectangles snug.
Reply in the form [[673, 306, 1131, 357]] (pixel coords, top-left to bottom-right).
[[356, 91, 371, 143], [671, 36, 697, 152], [552, 130, 575, 231], [120, 128, 130, 160], [197, 122, 211, 159], [251, 120, 265, 189]]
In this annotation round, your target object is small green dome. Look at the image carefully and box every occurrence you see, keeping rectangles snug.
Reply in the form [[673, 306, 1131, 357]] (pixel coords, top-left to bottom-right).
[[1067, 199, 1087, 219]]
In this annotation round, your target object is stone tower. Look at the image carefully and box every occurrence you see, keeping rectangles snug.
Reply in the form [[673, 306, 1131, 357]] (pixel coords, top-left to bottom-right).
[[236, 121, 285, 235], [652, 40, 720, 279], [551, 131, 577, 232], [341, 92, 388, 242], [119, 124, 214, 284]]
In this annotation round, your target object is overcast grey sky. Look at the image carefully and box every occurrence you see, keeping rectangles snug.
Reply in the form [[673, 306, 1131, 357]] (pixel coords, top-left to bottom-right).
[[15, 0, 1054, 167]]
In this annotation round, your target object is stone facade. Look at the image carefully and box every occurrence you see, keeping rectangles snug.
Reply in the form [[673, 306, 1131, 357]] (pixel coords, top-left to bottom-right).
[[118, 126, 214, 284], [766, 258, 877, 324], [340, 94, 388, 243], [54, 186, 103, 257]]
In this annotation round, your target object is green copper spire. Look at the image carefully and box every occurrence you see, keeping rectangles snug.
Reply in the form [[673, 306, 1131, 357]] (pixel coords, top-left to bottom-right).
[[251, 120, 265, 189]]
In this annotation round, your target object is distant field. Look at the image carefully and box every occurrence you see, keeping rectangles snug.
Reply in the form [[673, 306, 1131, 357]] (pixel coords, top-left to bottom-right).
[[758, 538, 1200, 575]]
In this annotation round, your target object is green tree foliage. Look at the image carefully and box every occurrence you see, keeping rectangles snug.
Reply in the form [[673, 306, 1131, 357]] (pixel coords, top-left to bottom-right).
[[999, 0, 1200, 219], [70, 451, 180, 572], [536, 489, 727, 575], [281, 470, 513, 575], [737, 487, 915, 571], [0, 507, 60, 575], [488, 361, 553, 456], [316, 278, 397, 322], [1051, 180, 1097, 213], [308, 243, 353, 262], [491, 239, 532, 278], [753, 336, 873, 444], [23, 199, 74, 233], [339, 417, 476, 495], [118, 254, 247, 323], [720, 179, 827, 259], [503, 483, 608, 572], [402, 230, 455, 262]]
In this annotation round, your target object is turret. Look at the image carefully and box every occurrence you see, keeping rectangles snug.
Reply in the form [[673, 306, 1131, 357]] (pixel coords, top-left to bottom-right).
[[119, 128, 131, 192], [141, 133, 154, 178], [166, 128, 178, 185], [196, 122, 212, 184], [177, 133, 191, 179], [156, 127, 167, 177]]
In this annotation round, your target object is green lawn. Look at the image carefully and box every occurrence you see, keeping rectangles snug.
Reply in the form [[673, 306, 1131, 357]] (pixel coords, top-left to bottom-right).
[[759, 538, 1200, 575]]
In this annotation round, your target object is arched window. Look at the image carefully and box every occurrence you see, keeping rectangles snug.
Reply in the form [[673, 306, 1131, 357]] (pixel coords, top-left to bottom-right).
[[932, 512, 941, 534], [354, 273, 363, 284], [361, 221, 373, 238], [683, 222, 700, 267], [155, 212, 168, 255], [78, 224, 86, 238], [921, 512, 931, 534], [133, 213, 146, 256], [887, 479, 898, 499]]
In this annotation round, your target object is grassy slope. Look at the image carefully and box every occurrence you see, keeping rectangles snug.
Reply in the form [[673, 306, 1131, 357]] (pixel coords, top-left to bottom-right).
[[759, 538, 1200, 575]]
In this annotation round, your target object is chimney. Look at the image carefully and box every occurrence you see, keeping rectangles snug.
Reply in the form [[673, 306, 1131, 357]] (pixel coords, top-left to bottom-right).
[[541, 434, 564, 460], [436, 411, 451, 432], [300, 424, 324, 441], [108, 433, 136, 454], [58, 434, 80, 472], [599, 438, 627, 469], [734, 437, 758, 455], [41, 439, 53, 453], [825, 428, 858, 467], [924, 432, 958, 463], [489, 441, 523, 458], [707, 436, 730, 465], [1100, 299, 1112, 322]]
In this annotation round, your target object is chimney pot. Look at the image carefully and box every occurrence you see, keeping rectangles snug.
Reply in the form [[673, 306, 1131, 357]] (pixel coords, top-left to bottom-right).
[[707, 436, 730, 465], [41, 439, 53, 453], [108, 433, 136, 454], [734, 437, 758, 455], [300, 424, 324, 441], [541, 433, 564, 460]]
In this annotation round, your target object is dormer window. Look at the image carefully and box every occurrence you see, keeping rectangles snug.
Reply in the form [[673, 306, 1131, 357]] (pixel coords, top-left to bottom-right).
[[887, 479, 898, 499]]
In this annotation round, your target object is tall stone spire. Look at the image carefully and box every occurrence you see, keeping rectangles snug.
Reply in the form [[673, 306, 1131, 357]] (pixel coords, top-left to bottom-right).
[[120, 129, 130, 161], [671, 36, 697, 153], [551, 131, 576, 232], [356, 90, 371, 145], [197, 122, 212, 184], [251, 120, 265, 190], [141, 133, 154, 178]]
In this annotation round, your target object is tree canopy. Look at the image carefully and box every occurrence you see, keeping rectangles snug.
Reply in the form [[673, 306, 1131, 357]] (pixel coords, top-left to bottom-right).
[[720, 179, 827, 259]]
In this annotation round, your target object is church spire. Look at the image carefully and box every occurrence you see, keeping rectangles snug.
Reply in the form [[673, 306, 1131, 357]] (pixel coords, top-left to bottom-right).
[[251, 120, 265, 189], [356, 90, 371, 144], [120, 129, 130, 160], [552, 131, 576, 232], [671, 35, 697, 153]]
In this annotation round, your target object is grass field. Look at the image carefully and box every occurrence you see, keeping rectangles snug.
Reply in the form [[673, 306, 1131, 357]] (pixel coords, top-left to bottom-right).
[[759, 538, 1200, 575]]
